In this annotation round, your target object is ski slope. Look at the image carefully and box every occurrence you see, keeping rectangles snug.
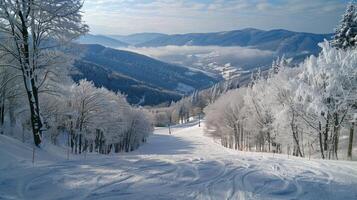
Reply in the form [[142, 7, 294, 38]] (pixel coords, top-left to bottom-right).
[[1, 121, 357, 200]]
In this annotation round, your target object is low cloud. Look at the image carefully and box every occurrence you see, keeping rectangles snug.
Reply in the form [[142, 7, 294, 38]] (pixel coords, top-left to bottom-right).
[[119, 45, 275, 71]]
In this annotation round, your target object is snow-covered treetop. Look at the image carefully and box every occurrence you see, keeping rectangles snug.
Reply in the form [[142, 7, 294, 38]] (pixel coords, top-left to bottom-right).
[[332, 0, 357, 49]]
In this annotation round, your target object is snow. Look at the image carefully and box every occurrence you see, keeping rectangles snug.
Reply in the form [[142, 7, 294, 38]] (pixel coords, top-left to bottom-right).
[[1, 121, 357, 200]]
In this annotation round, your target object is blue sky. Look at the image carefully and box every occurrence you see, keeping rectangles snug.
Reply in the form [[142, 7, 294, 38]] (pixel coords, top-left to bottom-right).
[[83, 0, 350, 35]]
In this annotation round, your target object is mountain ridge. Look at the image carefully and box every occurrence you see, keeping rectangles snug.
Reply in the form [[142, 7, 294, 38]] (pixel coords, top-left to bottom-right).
[[77, 34, 129, 48], [108, 33, 167, 45], [78, 28, 332, 56], [72, 44, 220, 105], [136, 29, 332, 55]]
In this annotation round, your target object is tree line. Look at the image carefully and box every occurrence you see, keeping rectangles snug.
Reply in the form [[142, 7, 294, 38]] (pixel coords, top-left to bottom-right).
[[0, 0, 153, 154], [205, 40, 356, 160]]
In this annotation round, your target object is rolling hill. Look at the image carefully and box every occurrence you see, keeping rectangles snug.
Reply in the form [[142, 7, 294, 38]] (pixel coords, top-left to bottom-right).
[[72, 44, 220, 105], [136, 28, 332, 56], [77, 34, 129, 48], [108, 33, 167, 45]]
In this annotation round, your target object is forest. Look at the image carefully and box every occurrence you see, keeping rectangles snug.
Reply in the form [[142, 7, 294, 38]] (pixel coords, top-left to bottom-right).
[[0, 0, 153, 155]]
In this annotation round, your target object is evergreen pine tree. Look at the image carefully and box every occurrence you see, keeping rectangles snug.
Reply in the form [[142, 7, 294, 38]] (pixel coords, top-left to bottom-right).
[[331, 1, 357, 49]]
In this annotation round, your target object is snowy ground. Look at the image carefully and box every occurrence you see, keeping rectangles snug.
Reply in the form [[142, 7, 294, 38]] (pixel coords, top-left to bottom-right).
[[1, 121, 357, 200]]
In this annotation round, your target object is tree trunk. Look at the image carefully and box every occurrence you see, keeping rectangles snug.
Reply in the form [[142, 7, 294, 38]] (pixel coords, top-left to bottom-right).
[[90, 143, 93, 153], [300, 128, 304, 156], [319, 121, 325, 159], [9, 98, 16, 135], [324, 113, 330, 151], [168, 116, 172, 134], [333, 113, 339, 160], [83, 139, 88, 153], [234, 124, 239, 150], [240, 125, 244, 151], [19, 16, 43, 146], [347, 122, 354, 160], [292, 131, 303, 157], [71, 134, 74, 153], [198, 113, 201, 127], [78, 133, 82, 154], [99, 131, 104, 154], [267, 131, 271, 152], [74, 134, 78, 154], [115, 143, 119, 153], [0, 94, 5, 134], [27, 91, 42, 146], [291, 113, 302, 157]]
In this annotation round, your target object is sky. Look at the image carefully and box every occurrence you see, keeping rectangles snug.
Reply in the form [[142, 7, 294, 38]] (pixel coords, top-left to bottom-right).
[[83, 0, 350, 35]]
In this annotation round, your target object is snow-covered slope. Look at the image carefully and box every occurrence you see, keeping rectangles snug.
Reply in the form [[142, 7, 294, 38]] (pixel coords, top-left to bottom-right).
[[0, 135, 67, 170], [1, 122, 357, 200]]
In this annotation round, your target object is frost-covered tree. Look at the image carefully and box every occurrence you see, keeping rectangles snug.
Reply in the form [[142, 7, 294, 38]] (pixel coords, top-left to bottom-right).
[[189, 90, 208, 127], [268, 65, 311, 157], [331, 1, 357, 49], [0, 0, 88, 146], [205, 42, 356, 160], [206, 89, 249, 150], [297, 41, 357, 159], [68, 80, 111, 154], [123, 108, 153, 152], [38, 79, 153, 155], [0, 65, 16, 134]]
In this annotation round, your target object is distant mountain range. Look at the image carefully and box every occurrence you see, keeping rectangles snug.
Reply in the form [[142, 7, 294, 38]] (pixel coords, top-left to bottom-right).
[[78, 28, 332, 56], [73, 28, 332, 105], [108, 33, 167, 45], [77, 34, 129, 48], [72, 44, 219, 105], [136, 28, 332, 56]]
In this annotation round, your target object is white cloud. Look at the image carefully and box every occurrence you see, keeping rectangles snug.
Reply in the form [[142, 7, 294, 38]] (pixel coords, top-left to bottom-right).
[[119, 45, 275, 70]]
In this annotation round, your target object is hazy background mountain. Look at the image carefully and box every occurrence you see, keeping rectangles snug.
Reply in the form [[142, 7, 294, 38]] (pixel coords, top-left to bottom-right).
[[79, 29, 331, 57], [121, 45, 275, 80], [72, 44, 220, 105], [77, 34, 129, 48], [110, 28, 332, 79], [108, 33, 167, 45], [136, 28, 332, 56]]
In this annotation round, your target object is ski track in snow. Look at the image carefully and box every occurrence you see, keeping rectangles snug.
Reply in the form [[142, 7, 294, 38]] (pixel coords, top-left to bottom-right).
[[1, 121, 357, 200]]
